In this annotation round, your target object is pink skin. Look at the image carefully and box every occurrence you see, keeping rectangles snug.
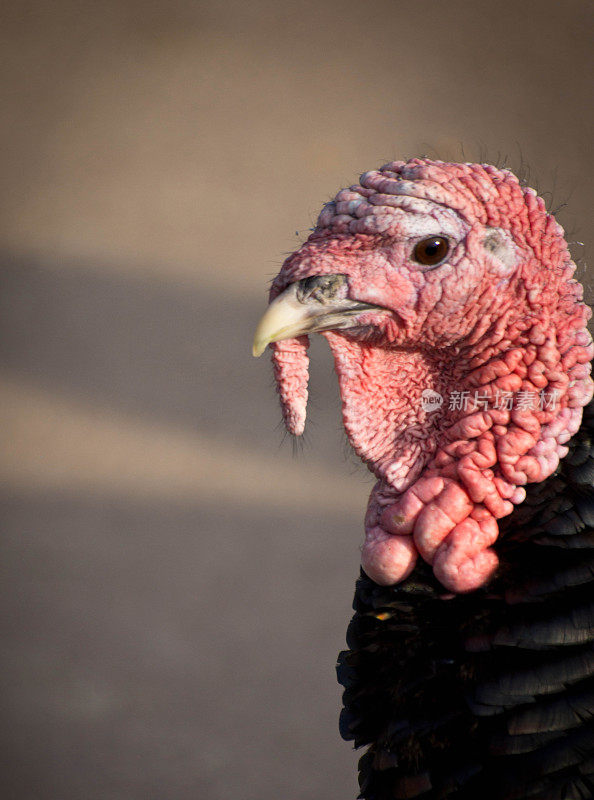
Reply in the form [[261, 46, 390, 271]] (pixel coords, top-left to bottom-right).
[[268, 159, 594, 593]]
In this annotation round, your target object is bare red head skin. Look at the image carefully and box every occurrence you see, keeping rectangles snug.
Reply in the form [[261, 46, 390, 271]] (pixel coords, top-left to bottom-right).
[[267, 158, 593, 593]]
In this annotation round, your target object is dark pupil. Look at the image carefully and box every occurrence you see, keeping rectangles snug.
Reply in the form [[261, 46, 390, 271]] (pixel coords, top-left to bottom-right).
[[413, 236, 448, 266]]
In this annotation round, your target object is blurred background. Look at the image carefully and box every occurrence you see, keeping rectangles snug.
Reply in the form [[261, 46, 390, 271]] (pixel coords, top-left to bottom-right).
[[0, 1, 592, 797]]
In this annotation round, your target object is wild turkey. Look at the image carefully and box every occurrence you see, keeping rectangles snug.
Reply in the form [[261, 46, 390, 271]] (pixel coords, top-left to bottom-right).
[[253, 158, 594, 798]]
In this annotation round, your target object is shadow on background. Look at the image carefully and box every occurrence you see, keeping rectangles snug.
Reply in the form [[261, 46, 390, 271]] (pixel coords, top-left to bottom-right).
[[0, 251, 368, 799], [1, 0, 593, 798], [1, 493, 359, 799]]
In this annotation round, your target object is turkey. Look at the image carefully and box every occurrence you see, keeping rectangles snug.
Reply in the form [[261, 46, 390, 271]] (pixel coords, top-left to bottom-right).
[[253, 158, 594, 798]]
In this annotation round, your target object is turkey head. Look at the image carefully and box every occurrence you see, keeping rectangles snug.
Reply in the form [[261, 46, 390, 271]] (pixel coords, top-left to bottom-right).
[[253, 159, 593, 593]]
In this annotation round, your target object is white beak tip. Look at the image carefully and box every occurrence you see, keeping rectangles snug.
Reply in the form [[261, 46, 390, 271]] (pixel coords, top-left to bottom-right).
[[252, 338, 267, 357]]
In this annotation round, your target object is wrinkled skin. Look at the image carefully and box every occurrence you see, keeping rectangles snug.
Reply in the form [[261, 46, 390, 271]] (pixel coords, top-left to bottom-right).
[[266, 159, 594, 592]]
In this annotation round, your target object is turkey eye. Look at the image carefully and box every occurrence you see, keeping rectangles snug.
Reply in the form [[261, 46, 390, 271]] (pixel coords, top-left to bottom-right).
[[412, 236, 449, 267]]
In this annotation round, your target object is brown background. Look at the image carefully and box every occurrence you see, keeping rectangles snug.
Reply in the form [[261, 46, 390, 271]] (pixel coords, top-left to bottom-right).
[[1, 1, 592, 798]]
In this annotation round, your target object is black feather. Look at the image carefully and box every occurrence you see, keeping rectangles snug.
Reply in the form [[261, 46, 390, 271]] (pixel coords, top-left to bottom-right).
[[337, 400, 594, 799]]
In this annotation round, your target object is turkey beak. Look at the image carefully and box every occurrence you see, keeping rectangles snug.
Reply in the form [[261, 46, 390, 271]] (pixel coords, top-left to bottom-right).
[[252, 274, 380, 357]]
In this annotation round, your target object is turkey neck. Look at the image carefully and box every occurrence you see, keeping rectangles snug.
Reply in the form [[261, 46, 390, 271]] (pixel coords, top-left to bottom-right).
[[323, 332, 466, 493]]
